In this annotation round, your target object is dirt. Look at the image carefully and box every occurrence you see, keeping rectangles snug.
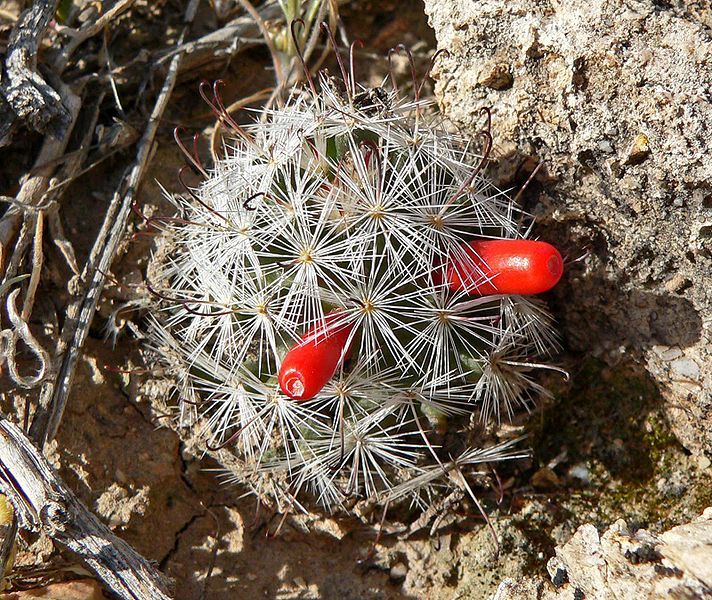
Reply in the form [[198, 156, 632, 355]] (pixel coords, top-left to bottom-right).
[[1, 1, 710, 599]]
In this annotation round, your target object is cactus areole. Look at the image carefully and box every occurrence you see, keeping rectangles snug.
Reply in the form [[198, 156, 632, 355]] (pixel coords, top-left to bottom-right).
[[147, 33, 564, 512]]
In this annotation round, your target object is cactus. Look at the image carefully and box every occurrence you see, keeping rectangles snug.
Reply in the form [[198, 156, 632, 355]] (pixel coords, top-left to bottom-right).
[[145, 45, 563, 514]]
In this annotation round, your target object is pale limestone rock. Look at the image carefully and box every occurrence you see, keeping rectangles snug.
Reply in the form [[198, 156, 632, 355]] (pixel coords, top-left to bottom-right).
[[489, 509, 712, 599], [423, 0, 712, 455]]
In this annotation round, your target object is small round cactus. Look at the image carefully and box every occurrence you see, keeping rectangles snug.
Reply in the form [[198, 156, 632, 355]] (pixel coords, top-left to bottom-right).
[[145, 41, 563, 514]]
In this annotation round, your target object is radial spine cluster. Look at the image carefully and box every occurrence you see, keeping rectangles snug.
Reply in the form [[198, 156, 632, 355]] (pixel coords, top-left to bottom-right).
[[147, 66, 560, 512]]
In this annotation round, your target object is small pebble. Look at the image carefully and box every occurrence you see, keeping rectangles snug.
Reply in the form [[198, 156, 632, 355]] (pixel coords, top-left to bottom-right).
[[652, 345, 683, 361], [626, 133, 651, 165], [568, 464, 591, 485], [664, 274, 690, 294], [597, 140, 614, 153], [390, 562, 408, 582], [670, 358, 700, 379], [696, 455, 711, 470], [531, 467, 560, 490]]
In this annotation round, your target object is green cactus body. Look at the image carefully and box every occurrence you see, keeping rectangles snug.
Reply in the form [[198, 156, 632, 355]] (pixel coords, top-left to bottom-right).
[[147, 71, 559, 512]]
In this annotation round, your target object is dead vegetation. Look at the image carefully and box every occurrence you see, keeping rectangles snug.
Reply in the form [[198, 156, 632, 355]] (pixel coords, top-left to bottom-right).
[[0, 1, 444, 598], [0, 2, 707, 599]]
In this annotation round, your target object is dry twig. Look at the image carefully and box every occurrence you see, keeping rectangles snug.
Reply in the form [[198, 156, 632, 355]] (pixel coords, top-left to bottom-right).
[[160, 0, 282, 73], [0, 0, 70, 145], [0, 0, 200, 593], [52, 0, 137, 73], [0, 80, 80, 275], [30, 8, 195, 448], [0, 420, 173, 599]]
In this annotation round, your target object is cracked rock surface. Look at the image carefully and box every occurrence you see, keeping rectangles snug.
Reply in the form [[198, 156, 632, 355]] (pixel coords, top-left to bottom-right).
[[491, 507, 712, 599], [423, 0, 712, 456]]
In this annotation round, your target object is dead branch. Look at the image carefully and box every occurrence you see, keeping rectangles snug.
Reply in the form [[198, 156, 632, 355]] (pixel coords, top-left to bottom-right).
[[52, 0, 137, 74], [161, 0, 282, 74], [30, 5, 196, 448], [0, 0, 70, 146], [0, 79, 81, 276], [0, 419, 173, 599]]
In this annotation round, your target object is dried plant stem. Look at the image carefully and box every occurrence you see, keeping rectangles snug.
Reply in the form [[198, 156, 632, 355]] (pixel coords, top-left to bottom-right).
[[0, 82, 81, 274], [52, 0, 137, 73], [1, 289, 51, 389], [0, 80, 81, 405], [20, 212, 43, 322], [234, 0, 284, 84], [29, 24, 189, 447], [0, 8, 18, 22], [158, 2, 282, 72], [269, 0, 334, 105], [0, 420, 173, 599]]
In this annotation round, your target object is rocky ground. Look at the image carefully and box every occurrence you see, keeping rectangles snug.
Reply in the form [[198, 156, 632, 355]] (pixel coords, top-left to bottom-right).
[[0, 0, 709, 598], [422, 0, 711, 596]]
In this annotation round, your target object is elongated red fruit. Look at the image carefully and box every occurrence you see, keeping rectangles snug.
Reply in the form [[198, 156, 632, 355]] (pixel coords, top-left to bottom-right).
[[445, 239, 563, 296], [279, 311, 354, 401]]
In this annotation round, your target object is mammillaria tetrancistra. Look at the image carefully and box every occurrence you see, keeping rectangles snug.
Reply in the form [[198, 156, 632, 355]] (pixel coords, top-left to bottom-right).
[[145, 31, 564, 516]]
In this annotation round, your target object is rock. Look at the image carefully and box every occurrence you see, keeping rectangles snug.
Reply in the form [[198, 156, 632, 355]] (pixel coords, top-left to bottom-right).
[[697, 455, 711, 471], [423, 0, 712, 456], [553, 524, 609, 598], [531, 467, 560, 490], [453, 511, 547, 598], [546, 555, 568, 588], [670, 358, 701, 380], [659, 507, 712, 590], [664, 274, 691, 295], [490, 579, 550, 600], [390, 561, 408, 582], [488, 509, 712, 599], [567, 464, 590, 485]]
